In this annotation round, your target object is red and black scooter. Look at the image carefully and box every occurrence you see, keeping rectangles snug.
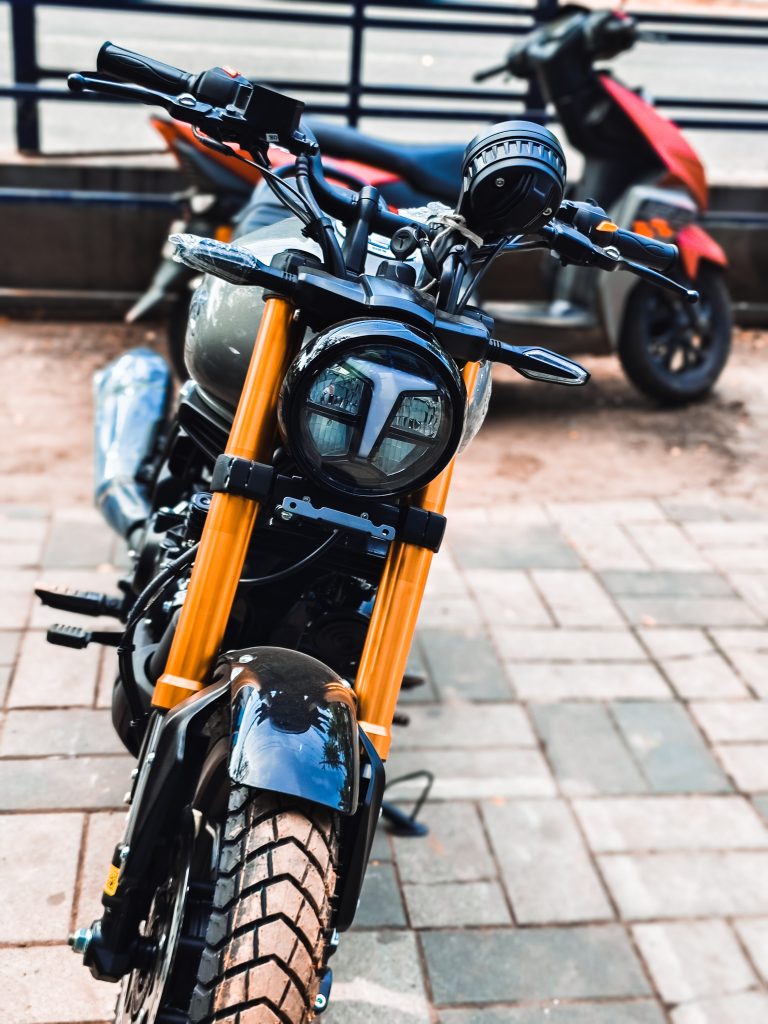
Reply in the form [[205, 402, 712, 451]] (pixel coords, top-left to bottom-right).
[[308, 6, 731, 403], [134, 6, 730, 403]]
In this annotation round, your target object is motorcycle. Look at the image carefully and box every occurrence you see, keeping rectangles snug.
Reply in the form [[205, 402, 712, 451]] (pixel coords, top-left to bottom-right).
[[41, 40, 694, 1024]]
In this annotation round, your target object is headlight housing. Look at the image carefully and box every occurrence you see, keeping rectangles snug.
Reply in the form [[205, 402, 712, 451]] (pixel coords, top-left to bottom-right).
[[279, 319, 466, 499]]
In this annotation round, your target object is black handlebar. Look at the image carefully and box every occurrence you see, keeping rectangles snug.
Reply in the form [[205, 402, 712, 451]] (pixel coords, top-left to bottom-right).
[[98, 42, 194, 95], [610, 229, 677, 273]]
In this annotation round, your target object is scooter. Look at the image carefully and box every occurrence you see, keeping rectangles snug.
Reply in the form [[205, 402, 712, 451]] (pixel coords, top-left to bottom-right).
[[49, 40, 689, 1024], [308, 6, 732, 404]]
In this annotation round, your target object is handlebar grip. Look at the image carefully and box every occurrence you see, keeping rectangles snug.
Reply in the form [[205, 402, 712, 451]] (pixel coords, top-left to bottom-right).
[[611, 229, 678, 272], [97, 42, 193, 95]]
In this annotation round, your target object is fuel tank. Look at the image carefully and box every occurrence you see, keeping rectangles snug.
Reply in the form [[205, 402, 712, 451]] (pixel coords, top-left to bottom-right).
[[185, 215, 320, 412]]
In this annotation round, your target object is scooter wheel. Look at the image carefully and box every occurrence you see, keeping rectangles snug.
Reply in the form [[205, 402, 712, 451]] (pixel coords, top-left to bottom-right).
[[618, 265, 732, 406]]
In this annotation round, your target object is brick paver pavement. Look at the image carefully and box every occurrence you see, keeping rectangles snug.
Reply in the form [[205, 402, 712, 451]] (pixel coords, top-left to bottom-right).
[[3, 489, 768, 1022]]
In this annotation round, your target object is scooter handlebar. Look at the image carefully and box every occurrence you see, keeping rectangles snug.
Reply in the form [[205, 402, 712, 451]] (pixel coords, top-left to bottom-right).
[[97, 42, 193, 95]]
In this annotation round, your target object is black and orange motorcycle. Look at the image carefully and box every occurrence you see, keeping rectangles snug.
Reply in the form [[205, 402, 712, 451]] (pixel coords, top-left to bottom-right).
[[38, 42, 695, 1024]]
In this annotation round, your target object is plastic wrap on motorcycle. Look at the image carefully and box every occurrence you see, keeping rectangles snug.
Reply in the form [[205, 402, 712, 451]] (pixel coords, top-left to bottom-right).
[[221, 646, 359, 815]]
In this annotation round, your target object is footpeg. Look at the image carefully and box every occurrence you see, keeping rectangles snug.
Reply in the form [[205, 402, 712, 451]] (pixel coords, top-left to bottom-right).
[[47, 624, 123, 649], [35, 584, 125, 619], [401, 672, 427, 690]]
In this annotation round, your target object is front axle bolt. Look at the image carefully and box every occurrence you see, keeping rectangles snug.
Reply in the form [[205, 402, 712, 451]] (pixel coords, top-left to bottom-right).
[[68, 926, 93, 956]]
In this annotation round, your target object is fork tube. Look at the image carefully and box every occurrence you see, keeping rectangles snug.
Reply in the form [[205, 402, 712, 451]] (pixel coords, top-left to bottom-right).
[[354, 361, 481, 758], [153, 297, 296, 710]]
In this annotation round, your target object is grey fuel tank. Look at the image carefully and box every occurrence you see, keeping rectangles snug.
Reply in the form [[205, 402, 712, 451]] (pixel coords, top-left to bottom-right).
[[185, 216, 321, 415]]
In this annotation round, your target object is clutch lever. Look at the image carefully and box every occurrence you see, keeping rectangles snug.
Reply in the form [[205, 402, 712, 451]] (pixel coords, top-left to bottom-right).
[[68, 72, 214, 122]]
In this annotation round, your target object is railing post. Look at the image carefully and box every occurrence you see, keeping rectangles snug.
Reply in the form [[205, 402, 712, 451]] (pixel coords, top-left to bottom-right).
[[526, 0, 558, 121], [10, 0, 41, 152], [348, 0, 364, 126]]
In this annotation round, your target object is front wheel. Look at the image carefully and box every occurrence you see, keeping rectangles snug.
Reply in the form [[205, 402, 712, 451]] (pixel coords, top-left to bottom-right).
[[189, 790, 339, 1024], [114, 782, 339, 1024], [618, 264, 732, 405]]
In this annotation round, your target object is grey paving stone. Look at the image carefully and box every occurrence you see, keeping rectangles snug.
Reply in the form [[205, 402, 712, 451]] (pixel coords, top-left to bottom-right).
[[439, 1003, 666, 1024], [625, 523, 711, 571], [0, 666, 10, 706], [531, 703, 647, 796], [601, 571, 734, 598], [661, 498, 725, 523], [353, 862, 407, 929], [729, 573, 768, 620], [0, 540, 43, 569], [483, 799, 613, 924], [548, 500, 665, 524], [421, 925, 650, 1005], [403, 881, 512, 928], [0, 944, 118, 1024], [465, 570, 553, 627], [396, 703, 535, 750], [617, 596, 761, 628], [510, 662, 670, 702], [574, 795, 768, 852], [661, 653, 749, 700], [718, 650, 768, 698], [330, 930, 430, 1023], [611, 701, 731, 794], [417, 594, 484, 630], [398, 635, 439, 704], [42, 514, 114, 569], [0, 813, 83, 942], [0, 708, 124, 756], [9, 630, 101, 708], [752, 794, 768, 826], [450, 524, 581, 570], [560, 521, 650, 571], [531, 570, 624, 627], [0, 629, 21, 665], [632, 920, 756, 1003], [733, 918, 768, 985], [638, 628, 714, 659], [419, 627, 511, 700], [493, 628, 645, 662], [598, 851, 768, 918], [0, 755, 133, 810], [369, 824, 392, 863], [715, 743, 768, 792], [685, 521, 768, 547], [386, 747, 556, 799], [692, 701, 768, 743], [391, 803, 496, 884], [671, 992, 768, 1024], [0, 570, 35, 630]]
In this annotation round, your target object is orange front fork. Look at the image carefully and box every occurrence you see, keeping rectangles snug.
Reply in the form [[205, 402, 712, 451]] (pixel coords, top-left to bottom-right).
[[354, 361, 480, 758], [153, 297, 296, 710]]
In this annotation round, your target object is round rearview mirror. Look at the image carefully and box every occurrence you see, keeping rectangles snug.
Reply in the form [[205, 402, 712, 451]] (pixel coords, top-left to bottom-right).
[[457, 120, 566, 238]]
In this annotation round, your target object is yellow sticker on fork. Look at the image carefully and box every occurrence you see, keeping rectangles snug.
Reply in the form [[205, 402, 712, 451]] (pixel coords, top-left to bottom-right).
[[104, 864, 120, 897]]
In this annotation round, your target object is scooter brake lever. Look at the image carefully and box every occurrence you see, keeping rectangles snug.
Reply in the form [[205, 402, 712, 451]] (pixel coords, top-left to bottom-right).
[[617, 257, 699, 303]]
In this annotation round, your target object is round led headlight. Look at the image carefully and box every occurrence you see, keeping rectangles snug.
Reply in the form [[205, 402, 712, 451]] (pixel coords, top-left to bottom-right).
[[279, 319, 466, 499]]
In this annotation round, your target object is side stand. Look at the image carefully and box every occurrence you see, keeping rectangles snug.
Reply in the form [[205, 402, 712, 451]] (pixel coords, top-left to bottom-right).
[[381, 770, 434, 837]]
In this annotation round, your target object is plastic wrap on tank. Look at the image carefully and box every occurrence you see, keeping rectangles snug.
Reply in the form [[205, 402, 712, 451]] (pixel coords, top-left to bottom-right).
[[93, 348, 171, 537]]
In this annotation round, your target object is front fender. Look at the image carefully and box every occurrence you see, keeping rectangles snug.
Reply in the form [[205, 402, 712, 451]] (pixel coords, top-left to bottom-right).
[[219, 646, 360, 815]]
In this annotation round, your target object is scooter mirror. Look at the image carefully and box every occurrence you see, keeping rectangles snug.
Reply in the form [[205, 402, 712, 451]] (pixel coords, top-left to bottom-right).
[[169, 233, 264, 285], [456, 121, 566, 239]]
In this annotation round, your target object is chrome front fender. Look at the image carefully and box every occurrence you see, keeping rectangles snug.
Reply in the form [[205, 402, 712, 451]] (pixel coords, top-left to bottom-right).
[[217, 646, 360, 815]]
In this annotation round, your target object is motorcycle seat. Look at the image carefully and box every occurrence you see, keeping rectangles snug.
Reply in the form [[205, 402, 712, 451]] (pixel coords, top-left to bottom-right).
[[306, 119, 464, 204]]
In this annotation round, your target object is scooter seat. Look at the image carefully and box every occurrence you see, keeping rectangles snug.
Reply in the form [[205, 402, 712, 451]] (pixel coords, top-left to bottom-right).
[[306, 118, 464, 204]]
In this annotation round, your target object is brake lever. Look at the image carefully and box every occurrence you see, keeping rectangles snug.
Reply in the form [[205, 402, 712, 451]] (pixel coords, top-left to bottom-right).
[[615, 254, 699, 303]]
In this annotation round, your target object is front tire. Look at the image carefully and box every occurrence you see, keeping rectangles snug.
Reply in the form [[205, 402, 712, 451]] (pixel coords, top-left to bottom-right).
[[189, 790, 339, 1024], [618, 264, 732, 405]]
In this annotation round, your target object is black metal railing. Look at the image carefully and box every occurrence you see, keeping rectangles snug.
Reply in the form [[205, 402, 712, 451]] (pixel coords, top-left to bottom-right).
[[3, 0, 768, 154]]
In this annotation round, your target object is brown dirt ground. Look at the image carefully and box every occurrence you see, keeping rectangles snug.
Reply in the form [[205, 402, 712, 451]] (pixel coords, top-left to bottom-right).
[[1, 318, 767, 509]]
